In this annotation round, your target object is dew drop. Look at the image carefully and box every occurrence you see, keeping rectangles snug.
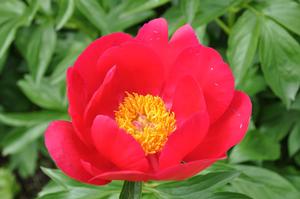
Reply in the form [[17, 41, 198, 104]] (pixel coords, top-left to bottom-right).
[[214, 82, 219, 86], [239, 123, 243, 129], [210, 66, 214, 71], [153, 30, 159, 34]]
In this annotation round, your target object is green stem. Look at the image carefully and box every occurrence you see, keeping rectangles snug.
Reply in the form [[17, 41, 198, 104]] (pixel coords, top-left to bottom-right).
[[119, 181, 142, 199], [215, 18, 230, 34]]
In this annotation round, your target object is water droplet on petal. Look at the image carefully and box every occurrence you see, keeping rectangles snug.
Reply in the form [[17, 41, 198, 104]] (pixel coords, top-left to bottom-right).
[[239, 123, 243, 129], [210, 66, 214, 71], [214, 82, 219, 86], [153, 30, 159, 34]]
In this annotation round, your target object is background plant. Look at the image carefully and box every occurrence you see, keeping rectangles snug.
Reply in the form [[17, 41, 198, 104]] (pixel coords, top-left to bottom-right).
[[0, 0, 300, 198]]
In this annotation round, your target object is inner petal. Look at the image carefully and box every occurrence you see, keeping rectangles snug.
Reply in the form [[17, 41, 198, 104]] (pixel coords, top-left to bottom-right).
[[115, 92, 176, 155]]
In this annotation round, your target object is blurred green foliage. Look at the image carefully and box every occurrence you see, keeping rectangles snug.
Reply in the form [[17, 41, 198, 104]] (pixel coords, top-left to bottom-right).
[[0, 0, 300, 198]]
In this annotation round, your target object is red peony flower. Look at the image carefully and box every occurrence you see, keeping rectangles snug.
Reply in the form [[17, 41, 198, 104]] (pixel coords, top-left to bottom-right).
[[45, 18, 251, 185]]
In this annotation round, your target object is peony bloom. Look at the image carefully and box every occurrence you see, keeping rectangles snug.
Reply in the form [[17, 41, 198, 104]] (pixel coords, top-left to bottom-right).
[[45, 18, 251, 185]]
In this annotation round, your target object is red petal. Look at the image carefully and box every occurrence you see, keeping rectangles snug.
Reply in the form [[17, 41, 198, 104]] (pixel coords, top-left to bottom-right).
[[73, 32, 132, 95], [165, 24, 199, 70], [45, 121, 109, 185], [136, 18, 168, 50], [90, 170, 151, 182], [91, 115, 149, 171], [169, 24, 198, 48], [186, 91, 252, 160], [170, 76, 206, 122], [165, 46, 235, 123], [155, 158, 220, 180], [159, 111, 209, 169], [84, 42, 165, 121]]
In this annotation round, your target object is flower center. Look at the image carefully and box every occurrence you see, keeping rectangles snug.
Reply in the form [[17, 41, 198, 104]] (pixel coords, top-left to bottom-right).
[[115, 92, 176, 155]]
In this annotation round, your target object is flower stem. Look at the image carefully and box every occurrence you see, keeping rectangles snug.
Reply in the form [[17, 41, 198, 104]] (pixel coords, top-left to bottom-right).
[[119, 181, 142, 199]]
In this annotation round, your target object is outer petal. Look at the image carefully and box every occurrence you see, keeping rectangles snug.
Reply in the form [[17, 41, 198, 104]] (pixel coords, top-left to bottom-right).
[[90, 170, 151, 182], [91, 115, 149, 171], [84, 42, 165, 121], [165, 24, 199, 69], [45, 121, 109, 185], [90, 158, 220, 182], [155, 158, 220, 180], [73, 32, 132, 94], [136, 18, 168, 52], [67, 68, 90, 145], [186, 91, 252, 161], [164, 46, 235, 123]]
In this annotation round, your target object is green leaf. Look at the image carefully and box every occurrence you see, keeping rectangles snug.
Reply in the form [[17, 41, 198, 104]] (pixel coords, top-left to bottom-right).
[[206, 192, 252, 199], [227, 10, 260, 86], [230, 130, 280, 163], [288, 123, 300, 157], [237, 65, 266, 96], [230, 165, 300, 199], [22, 22, 57, 82], [18, 75, 66, 110], [259, 17, 300, 105], [10, 143, 38, 178], [0, 0, 38, 60], [193, 0, 243, 26], [56, 0, 75, 30], [153, 171, 240, 198], [0, 111, 67, 127], [0, 168, 19, 199], [39, 168, 122, 199], [180, 0, 199, 23], [76, 0, 111, 34], [2, 123, 48, 155], [263, 1, 300, 36]]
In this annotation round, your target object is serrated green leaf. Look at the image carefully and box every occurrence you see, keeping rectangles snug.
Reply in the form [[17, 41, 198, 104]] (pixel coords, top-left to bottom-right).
[[227, 10, 260, 86], [259, 17, 300, 105]]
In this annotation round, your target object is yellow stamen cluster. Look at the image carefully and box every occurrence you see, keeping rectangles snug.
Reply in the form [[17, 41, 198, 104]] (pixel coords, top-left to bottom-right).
[[115, 92, 176, 155]]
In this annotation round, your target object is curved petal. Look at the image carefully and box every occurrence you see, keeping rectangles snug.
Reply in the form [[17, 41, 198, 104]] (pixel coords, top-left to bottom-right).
[[90, 170, 151, 182], [155, 158, 220, 180], [91, 115, 149, 172], [164, 45, 235, 123], [45, 121, 109, 185], [73, 32, 132, 94], [67, 68, 91, 145], [136, 18, 168, 52], [170, 76, 206, 122], [84, 42, 165, 121], [159, 111, 209, 170], [185, 91, 252, 161], [165, 24, 199, 70]]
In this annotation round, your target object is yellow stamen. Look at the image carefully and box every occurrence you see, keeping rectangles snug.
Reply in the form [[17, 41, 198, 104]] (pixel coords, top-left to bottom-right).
[[115, 92, 176, 155]]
